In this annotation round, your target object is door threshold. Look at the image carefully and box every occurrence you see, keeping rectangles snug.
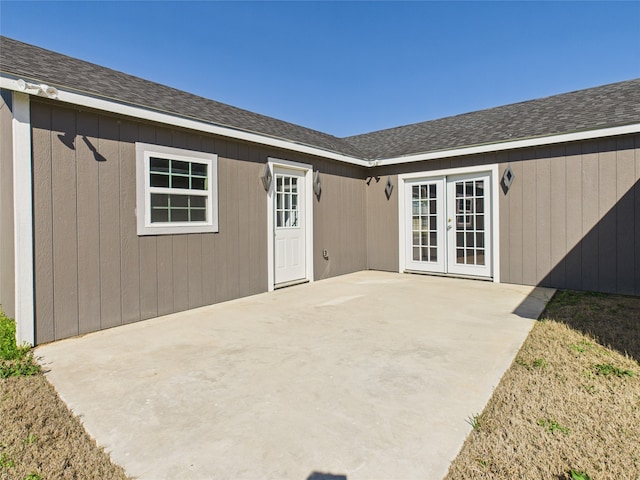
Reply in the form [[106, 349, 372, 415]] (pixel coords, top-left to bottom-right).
[[404, 270, 493, 282], [274, 279, 310, 290]]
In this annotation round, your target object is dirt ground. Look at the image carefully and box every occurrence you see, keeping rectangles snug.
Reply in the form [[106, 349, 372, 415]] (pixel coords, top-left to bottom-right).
[[1, 290, 638, 479], [445, 290, 640, 479]]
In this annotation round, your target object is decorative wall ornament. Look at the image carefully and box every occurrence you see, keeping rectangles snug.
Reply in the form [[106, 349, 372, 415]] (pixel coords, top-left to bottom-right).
[[260, 162, 272, 191], [385, 176, 394, 199], [501, 165, 515, 193], [313, 170, 322, 199]]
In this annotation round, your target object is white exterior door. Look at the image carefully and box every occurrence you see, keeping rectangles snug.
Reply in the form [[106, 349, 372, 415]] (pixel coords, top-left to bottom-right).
[[446, 173, 491, 277], [405, 172, 492, 278], [405, 177, 446, 273], [274, 167, 306, 285]]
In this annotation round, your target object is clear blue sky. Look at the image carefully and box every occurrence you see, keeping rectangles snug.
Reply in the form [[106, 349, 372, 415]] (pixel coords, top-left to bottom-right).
[[1, 1, 639, 137]]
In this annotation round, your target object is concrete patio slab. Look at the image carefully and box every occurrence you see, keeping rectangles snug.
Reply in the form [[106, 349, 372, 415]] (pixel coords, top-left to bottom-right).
[[36, 271, 554, 480]]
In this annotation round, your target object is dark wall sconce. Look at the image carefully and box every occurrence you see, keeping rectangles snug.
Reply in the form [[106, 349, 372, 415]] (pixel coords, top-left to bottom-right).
[[313, 170, 322, 199], [385, 176, 394, 199], [260, 163, 272, 191]]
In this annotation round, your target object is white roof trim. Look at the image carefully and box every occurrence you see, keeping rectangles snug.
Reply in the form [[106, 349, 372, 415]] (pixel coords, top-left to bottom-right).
[[2, 74, 638, 168], [373, 123, 640, 166], [0, 75, 370, 167]]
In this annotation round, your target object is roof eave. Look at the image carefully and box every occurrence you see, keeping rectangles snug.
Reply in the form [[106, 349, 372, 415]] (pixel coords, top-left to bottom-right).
[[370, 123, 640, 167], [0, 72, 371, 167]]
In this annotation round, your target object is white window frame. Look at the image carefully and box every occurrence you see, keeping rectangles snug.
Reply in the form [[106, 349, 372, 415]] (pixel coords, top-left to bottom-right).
[[135, 142, 218, 235]]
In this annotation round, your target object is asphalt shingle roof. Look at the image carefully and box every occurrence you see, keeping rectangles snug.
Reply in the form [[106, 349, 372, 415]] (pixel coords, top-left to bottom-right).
[[345, 78, 640, 159], [0, 36, 365, 158], [2, 36, 639, 162]]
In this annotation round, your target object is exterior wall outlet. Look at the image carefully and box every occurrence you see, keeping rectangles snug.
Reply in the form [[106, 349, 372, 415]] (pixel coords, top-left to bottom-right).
[[322, 249, 329, 259]]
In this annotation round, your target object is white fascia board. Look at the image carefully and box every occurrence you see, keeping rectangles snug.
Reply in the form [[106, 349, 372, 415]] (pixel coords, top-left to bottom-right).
[[0, 75, 370, 167], [3, 74, 639, 170], [375, 123, 640, 166], [11, 92, 35, 346]]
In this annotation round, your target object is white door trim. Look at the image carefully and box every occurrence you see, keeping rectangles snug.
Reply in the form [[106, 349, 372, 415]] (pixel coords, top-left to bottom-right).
[[266, 158, 314, 291], [398, 164, 500, 283]]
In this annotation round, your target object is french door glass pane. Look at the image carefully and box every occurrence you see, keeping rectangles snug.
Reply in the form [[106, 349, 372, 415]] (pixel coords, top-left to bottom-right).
[[453, 179, 486, 266], [411, 183, 438, 262]]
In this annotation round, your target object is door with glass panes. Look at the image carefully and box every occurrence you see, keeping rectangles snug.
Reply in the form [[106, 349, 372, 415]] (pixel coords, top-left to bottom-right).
[[273, 167, 306, 285], [406, 172, 491, 278]]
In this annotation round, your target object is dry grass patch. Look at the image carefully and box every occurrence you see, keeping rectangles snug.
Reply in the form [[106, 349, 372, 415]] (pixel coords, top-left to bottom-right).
[[0, 308, 129, 480], [445, 291, 640, 480]]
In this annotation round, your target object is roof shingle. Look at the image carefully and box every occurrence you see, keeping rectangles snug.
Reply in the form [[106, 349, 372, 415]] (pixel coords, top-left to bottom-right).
[[2, 36, 638, 162]]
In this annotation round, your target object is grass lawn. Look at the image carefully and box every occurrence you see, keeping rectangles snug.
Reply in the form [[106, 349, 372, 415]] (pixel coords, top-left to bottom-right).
[[1, 290, 639, 479], [445, 290, 640, 480]]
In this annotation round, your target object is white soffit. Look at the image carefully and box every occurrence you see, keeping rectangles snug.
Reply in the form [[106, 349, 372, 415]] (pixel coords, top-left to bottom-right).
[[2, 74, 639, 168]]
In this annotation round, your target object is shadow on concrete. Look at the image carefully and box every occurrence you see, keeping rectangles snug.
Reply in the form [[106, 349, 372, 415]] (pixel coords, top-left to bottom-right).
[[306, 472, 347, 480], [512, 286, 555, 319]]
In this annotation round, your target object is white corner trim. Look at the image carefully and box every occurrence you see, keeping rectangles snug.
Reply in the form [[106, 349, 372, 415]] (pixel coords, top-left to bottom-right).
[[397, 164, 500, 282], [377, 124, 640, 166], [266, 158, 314, 292], [0, 75, 369, 167], [12, 92, 35, 346]]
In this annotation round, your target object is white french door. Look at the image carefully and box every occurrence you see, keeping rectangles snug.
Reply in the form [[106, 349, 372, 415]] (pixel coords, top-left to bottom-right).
[[273, 167, 306, 285], [405, 172, 492, 278]]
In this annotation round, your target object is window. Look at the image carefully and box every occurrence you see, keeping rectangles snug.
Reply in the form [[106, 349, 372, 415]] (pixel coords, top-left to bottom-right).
[[136, 143, 218, 235]]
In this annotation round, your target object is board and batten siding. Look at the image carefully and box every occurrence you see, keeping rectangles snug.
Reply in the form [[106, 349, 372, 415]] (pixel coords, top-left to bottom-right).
[[0, 90, 15, 318], [500, 134, 640, 295], [366, 135, 639, 295], [30, 101, 367, 344]]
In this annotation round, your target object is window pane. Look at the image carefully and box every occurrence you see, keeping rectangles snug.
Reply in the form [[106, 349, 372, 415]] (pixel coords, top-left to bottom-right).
[[430, 216, 437, 230], [465, 182, 474, 196], [413, 247, 420, 261], [430, 248, 437, 262], [191, 163, 207, 176], [190, 196, 206, 208], [456, 248, 465, 263], [456, 183, 463, 197], [476, 215, 484, 230], [191, 177, 206, 190], [151, 208, 168, 223], [172, 209, 188, 222], [150, 173, 170, 188], [429, 184, 436, 197], [172, 175, 189, 189], [412, 186, 419, 200], [171, 160, 190, 175], [151, 193, 169, 207], [421, 247, 429, 261], [190, 209, 206, 222], [430, 232, 437, 246], [477, 249, 485, 265], [171, 195, 189, 208], [466, 232, 475, 248], [476, 232, 484, 248], [150, 157, 169, 173], [476, 198, 484, 213], [466, 249, 475, 264]]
